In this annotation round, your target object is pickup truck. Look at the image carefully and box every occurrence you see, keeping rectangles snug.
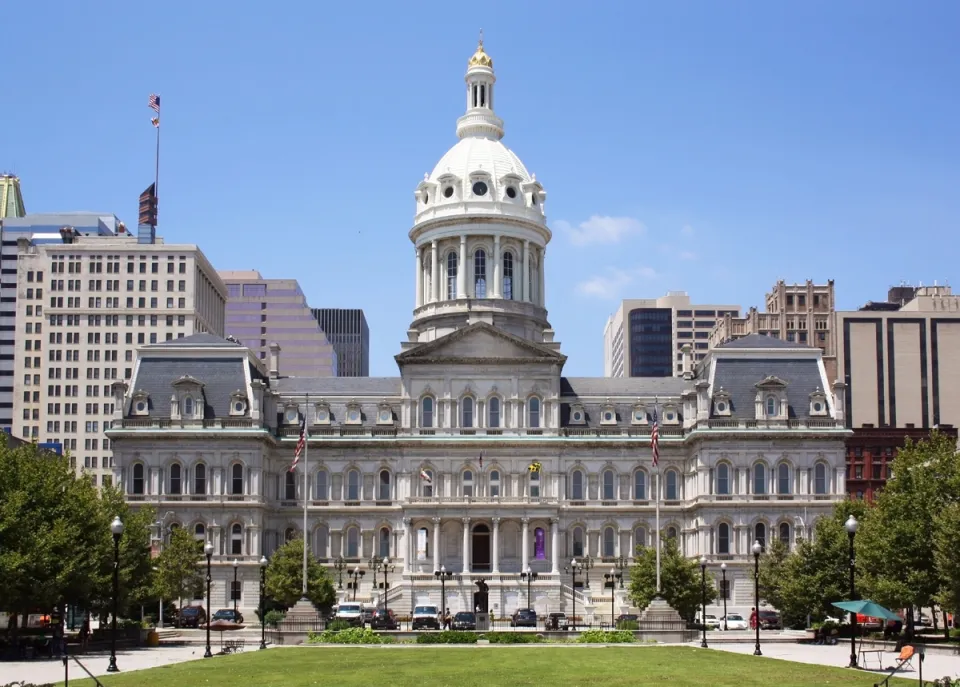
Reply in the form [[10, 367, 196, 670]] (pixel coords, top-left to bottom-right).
[[412, 604, 440, 630]]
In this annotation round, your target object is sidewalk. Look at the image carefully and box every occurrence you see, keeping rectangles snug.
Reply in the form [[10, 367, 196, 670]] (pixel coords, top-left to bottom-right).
[[0, 645, 209, 685]]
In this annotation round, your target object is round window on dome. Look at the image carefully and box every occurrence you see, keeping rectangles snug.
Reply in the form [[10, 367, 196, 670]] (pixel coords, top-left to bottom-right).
[[472, 181, 488, 197], [443, 186, 454, 199], [506, 187, 517, 199]]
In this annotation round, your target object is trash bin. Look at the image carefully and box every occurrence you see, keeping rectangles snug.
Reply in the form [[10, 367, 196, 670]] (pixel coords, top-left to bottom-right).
[[476, 612, 490, 632]]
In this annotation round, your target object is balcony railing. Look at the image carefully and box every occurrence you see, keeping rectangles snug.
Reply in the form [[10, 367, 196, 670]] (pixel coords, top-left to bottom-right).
[[115, 418, 259, 429]]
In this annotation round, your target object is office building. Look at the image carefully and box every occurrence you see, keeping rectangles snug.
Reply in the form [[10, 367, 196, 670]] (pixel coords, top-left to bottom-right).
[[0, 174, 26, 219], [12, 220, 225, 485], [220, 270, 337, 377], [603, 293, 740, 377], [311, 308, 369, 377]]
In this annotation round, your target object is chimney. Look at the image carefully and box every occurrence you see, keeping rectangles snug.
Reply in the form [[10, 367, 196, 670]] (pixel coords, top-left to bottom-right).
[[111, 381, 129, 421], [832, 380, 846, 423], [268, 342, 281, 379], [681, 344, 694, 380]]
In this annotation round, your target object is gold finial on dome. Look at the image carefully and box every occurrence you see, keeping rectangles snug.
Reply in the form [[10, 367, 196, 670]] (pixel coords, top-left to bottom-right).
[[468, 29, 493, 69]]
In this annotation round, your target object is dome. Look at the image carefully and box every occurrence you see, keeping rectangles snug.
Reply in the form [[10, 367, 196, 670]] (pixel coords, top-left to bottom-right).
[[429, 137, 531, 186], [468, 43, 493, 69]]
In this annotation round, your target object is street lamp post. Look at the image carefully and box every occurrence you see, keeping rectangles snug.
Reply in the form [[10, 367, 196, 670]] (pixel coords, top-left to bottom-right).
[[349, 566, 366, 602], [258, 555, 268, 650], [613, 555, 629, 588], [333, 556, 347, 590], [155, 510, 174, 628], [520, 567, 538, 610], [369, 556, 395, 611], [203, 542, 214, 659], [565, 559, 583, 632], [106, 516, 124, 673], [699, 556, 708, 648], [721, 563, 728, 631], [603, 569, 622, 627], [845, 515, 860, 669], [581, 555, 594, 589], [752, 540, 762, 656], [381, 559, 395, 615], [232, 559, 239, 613], [434, 566, 452, 622]]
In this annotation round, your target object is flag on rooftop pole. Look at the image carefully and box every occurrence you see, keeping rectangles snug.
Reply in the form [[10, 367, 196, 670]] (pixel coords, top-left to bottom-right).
[[289, 413, 306, 472]]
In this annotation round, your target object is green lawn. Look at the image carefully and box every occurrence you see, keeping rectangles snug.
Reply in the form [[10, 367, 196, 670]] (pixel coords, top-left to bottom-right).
[[58, 646, 914, 687]]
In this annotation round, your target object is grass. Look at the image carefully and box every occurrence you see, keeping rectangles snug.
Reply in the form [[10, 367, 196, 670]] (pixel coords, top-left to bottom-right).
[[59, 646, 913, 687]]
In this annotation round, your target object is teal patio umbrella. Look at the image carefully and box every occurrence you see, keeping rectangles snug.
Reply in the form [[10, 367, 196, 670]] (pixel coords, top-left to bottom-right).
[[831, 600, 900, 621]]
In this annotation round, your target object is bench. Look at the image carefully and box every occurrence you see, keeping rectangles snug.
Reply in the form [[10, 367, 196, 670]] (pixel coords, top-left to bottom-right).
[[222, 639, 245, 654], [858, 648, 885, 670]]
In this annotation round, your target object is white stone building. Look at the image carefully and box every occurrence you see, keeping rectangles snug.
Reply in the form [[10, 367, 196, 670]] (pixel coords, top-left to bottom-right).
[[108, 39, 849, 623]]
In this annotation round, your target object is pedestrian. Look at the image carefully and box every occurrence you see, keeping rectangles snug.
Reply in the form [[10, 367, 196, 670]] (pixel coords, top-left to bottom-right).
[[79, 617, 90, 652], [749, 607, 758, 630], [443, 608, 451, 630]]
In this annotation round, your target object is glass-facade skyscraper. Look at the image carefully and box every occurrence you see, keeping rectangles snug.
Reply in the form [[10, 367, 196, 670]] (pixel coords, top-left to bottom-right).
[[311, 308, 369, 377]]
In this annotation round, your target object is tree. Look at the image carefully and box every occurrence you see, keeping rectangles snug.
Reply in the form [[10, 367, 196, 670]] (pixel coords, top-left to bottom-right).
[[96, 484, 156, 617], [627, 537, 716, 621], [934, 501, 960, 622], [153, 528, 204, 611], [264, 538, 335, 610], [758, 536, 790, 612]]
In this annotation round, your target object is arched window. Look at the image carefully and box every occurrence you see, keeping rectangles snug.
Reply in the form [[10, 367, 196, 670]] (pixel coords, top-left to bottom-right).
[[378, 470, 391, 501], [716, 463, 730, 495], [346, 469, 360, 501], [231, 523, 243, 555], [633, 527, 647, 551], [462, 469, 474, 497], [766, 396, 777, 417], [422, 469, 434, 498], [419, 526, 430, 558], [169, 463, 182, 495], [194, 523, 206, 541], [446, 252, 457, 300], [528, 397, 541, 428], [602, 526, 616, 557], [346, 526, 360, 558], [666, 469, 679, 500], [634, 470, 646, 500], [572, 526, 584, 557], [132, 463, 144, 495], [421, 397, 434, 428], [285, 471, 296, 500], [814, 463, 827, 494], [461, 397, 474, 428], [666, 526, 678, 541], [779, 522, 790, 546], [474, 249, 486, 298], [777, 463, 791, 494], [755, 523, 766, 551], [184, 396, 194, 417], [503, 251, 514, 300], [571, 469, 584, 500], [753, 463, 767, 494], [231, 463, 244, 495], [193, 463, 206, 495], [379, 527, 390, 558], [488, 397, 501, 428], [602, 469, 615, 500], [316, 524, 329, 558], [489, 469, 501, 498], [284, 527, 296, 543], [718, 523, 730, 554], [316, 469, 328, 500], [529, 470, 540, 498]]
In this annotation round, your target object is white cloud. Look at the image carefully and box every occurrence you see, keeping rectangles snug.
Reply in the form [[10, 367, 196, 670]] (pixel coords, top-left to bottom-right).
[[678, 251, 698, 261], [556, 216, 646, 246], [576, 266, 658, 300]]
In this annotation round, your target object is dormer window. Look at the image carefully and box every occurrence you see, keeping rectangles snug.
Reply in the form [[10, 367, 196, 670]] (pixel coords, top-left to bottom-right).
[[661, 404, 680, 425], [131, 389, 149, 416], [809, 387, 829, 416], [229, 390, 247, 417], [172, 375, 205, 420], [712, 388, 732, 416], [314, 401, 331, 425], [569, 404, 586, 425], [600, 400, 617, 426], [443, 186, 454, 199], [766, 396, 777, 416], [506, 186, 517, 199], [345, 401, 362, 425], [755, 375, 789, 421], [283, 405, 300, 425], [183, 396, 195, 417], [376, 401, 393, 426], [631, 404, 648, 425], [471, 180, 488, 197]]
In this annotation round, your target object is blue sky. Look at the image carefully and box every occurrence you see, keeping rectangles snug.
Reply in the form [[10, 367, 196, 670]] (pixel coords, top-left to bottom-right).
[[5, 1, 959, 376]]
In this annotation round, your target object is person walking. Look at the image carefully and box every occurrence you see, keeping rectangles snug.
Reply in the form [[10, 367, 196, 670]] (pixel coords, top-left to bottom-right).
[[749, 607, 758, 630]]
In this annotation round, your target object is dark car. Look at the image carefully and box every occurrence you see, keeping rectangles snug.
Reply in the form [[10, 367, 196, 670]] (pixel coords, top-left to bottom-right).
[[176, 606, 206, 628], [758, 610, 782, 630], [548, 612, 569, 630], [211, 609, 244, 624], [510, 608, 537, 628], [369, 609, 398, 630], [452, 612, 476, 630]]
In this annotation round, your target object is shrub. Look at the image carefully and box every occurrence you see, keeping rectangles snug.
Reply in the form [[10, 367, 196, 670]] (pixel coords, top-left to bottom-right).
[[307, 627, 388, 644], [325, 619, 354, 632], [485, 631, 542, 644], [263, 609, 286, 628], [576, 629, 635, 644], [617, 620, 639, 631], [416, 631, 478, 644]]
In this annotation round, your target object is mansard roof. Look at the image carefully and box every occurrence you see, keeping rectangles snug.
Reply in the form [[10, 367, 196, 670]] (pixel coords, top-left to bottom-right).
[[710, 358, 827, 420], [145, 332, 243, 348], [717, 333, 810, 349], [127, 357, 247, 418]]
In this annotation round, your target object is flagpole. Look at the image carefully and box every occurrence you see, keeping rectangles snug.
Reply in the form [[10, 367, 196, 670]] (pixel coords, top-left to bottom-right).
[[154, 118, 160, 217], [302, 394, 310, 597], [655, 468, 661, 594]]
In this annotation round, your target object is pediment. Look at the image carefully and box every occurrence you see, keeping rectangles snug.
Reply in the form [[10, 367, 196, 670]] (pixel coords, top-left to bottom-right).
[[396, 323, 567, 365], [755, 375, 788, 389]]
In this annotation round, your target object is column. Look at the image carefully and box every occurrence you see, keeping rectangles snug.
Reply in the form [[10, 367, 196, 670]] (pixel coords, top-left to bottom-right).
[[538, 247, 545, 306], [457, 235, 467, 298], [521, 517, 530, 571], [522, 240, 530, 302], [403, 518, 411, 573], [432, 517, 441, 572], [492, 234, 501, 298], [415, 248, 423, 307], [461, 517, 471, 572], [550, 518, 559, 574], [431, 240, 439, 302], [492, 517, 500, 573]]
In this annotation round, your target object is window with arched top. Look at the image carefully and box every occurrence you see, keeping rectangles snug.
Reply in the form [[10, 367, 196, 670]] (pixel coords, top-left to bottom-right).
[[184, 396, 194, 417], [777, 463, 791, 494], [284, 471, 296, 500], [421, 397, 434, 428], [169, 463, 182, 495], [284, 527, 296, 543], [419, 526, 430, 557], [231, 464, 244, 495], [633, 527, 647, 551], [572, 526, 584, 557], [716, 463, 730, 495], [346, 469, 360, 501], [446, 252, 457, 300], [488, 397, 501, 428], [489, 469, 501, 498], [529, 470, 540, 498], [462, 469, 474, 497], [528, 397, 541, 428], [634, 470, 646, 500], [602, 526, 616, 557], [316, 469, 328, 500], [718, 522, 731, 554], [753, 463, 767, 494], [193, 463, 206, 495], [755, 523, 766, 551], [666, 526, 678, 541], [503, 251, 514, 300], [231, 523, 243, 555], [422, 469, 434, 498], [378, 470, 390, 501], [194, 523, 206, 541], [132, 463, 144, 495], [461, 397, 474, 428], [474, 249, 487, 298], [346, 526, 360, 558], [766, 396, 777, 417], [779, 522, 790, 546], [571, 469, 584, 500], [602, 469, 615, 500], [379, 527, 390, 558], [665, 469, 679, 500], [316, 524, 329, 558], [814, 463, 827, 494]]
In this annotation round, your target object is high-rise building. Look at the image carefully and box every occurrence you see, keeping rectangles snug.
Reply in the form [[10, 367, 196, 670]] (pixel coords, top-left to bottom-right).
[[12, 220, 225, 485], [311, 308, 369, 377], [220, 270, 337, 377], [0, 174, 26, 219], [603, 293, 740, 377]]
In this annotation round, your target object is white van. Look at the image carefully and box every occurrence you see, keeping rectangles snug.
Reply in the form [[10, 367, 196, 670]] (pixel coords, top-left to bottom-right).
[[335, 602, 365, 627]]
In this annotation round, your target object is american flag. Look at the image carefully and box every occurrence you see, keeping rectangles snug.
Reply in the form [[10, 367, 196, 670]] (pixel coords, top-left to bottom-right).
[[651, 406, 660, 468], [148, 93, 161, 113], [288, 413, 306, 472]]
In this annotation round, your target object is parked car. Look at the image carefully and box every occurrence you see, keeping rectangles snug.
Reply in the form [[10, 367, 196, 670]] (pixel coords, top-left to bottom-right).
[[335, 603, 365, 627], [699, 614, 720, 630], [211, 609, 244, 624], [548, 612, 570, 630], [412, 605, 441, 630], [452, 612, 476, 630], [758, 610, 782, 630], [176, 606, 207, 628], [369, 609, 398, 630], [510, 608, 538, 628], [616, 613, 639, 626], [720, 614, 748, 631]]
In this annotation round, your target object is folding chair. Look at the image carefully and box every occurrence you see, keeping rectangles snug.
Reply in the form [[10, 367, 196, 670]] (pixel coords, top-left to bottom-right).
[[891, 645, 915, 672]]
